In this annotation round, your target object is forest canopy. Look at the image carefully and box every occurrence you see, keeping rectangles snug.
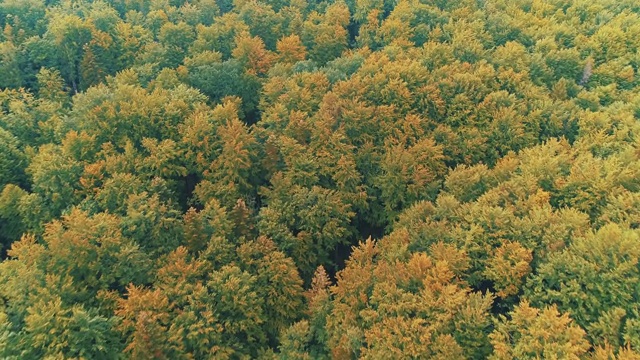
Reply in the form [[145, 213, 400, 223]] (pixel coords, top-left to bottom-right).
[[1, 0, 640, 358]]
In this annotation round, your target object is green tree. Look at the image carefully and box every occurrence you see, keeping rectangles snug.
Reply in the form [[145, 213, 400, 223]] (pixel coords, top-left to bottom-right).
[[525, 224, 640, 348], [0, 184, 27, 255], [0, 41, 23, 88], [258, 174, 355, 279], [157, 21, 195, 67], [0, 209, 151, 358], [46, 12, 94, 92], [0, 128, 26, 189], [301, 3, 350, 65]]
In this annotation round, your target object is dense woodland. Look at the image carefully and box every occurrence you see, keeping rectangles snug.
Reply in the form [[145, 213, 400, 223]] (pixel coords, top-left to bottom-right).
[[1, 0, 640, 358]]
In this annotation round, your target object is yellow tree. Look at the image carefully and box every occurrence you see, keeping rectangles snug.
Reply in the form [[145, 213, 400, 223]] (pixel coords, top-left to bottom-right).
[[490, 301, 591, 359]]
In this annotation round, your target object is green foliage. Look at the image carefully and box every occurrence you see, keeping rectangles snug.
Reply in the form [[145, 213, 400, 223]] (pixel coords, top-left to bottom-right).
[[0, 41, 23, 89], [259, 181, 355, 278], [16, 298, 122, 360], [0, 185, 27, 253], [2, 0, 640, 357], [184, 57, 262, 121], [0, 128, 26, 189], [117, 237, 304, 358], [525, 224, 640, 347]]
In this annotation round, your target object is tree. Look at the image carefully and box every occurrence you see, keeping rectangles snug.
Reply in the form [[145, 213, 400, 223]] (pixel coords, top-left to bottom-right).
[[0, 41, 23, 88], [183, 56, 262, 122], [319, 237, 494, 359], [374, 136, 446, 224], [237, 0, 283, 50], [36, 67, 69, 104], [490, 301, 591, 359], [71, 71, 207, 147], [279, 266, 333, 359], [0, 184, 27, 255], [118, 235, 305, 358], [258, 174, 355, 279], [190, 13, 249, 59], [46, 12, 94, 92], [0, 209, 151, 358], [18, 298, 122, 360], [182, 99, 259, 208], [0, 128, 26, 189], [276, 34, 306, 64], [158, 21, 195, 67], [301, 3, 350, 65], [232, 32, 274, 75], [26, 143, 84, 221], [524, 224, 640, 348], [236, 236, 305, 340]]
